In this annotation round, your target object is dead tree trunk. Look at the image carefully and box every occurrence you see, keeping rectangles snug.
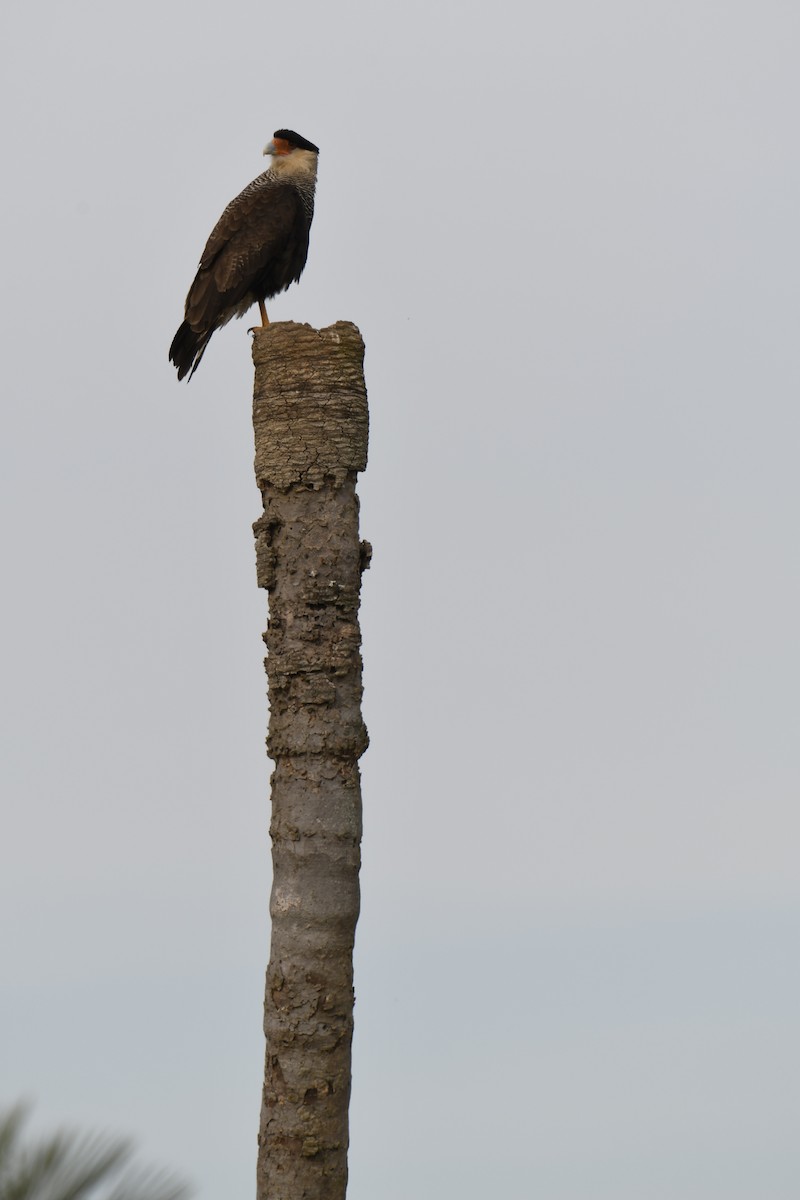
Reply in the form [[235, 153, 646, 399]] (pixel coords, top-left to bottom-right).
[[251, 322, 370, 1200]]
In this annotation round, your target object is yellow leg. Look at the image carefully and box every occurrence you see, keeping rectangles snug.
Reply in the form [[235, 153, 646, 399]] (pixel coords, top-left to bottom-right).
[[249, 299, 271, 334]]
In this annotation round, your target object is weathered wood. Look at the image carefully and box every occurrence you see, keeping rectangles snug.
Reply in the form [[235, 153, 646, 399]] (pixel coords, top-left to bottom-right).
[[252, 322, 370, 1200]]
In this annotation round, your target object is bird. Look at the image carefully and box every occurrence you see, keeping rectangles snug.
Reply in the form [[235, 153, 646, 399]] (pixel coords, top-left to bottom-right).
[[169, 129, 319, 381]]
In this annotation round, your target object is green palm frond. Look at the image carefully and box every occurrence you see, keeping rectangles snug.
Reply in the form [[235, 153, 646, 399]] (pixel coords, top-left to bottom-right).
[[0, 1107, 28, 1188], [0, 1106, 190, 1200]]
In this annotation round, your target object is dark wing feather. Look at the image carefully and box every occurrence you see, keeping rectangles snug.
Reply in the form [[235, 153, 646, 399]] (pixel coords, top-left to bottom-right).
[[170, 174, 312, 381], [185, 182, 309, 331]]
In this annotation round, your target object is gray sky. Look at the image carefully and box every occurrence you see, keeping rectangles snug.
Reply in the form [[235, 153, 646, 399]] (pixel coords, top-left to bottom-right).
[[2, 1, 799, 1196]]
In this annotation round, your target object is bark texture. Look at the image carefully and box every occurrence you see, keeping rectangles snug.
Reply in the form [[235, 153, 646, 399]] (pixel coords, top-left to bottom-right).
[[252, 322, 370, 1200]]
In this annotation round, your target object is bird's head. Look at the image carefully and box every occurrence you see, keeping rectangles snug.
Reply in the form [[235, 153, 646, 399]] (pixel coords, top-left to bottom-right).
[[264, 129, 320, 157]]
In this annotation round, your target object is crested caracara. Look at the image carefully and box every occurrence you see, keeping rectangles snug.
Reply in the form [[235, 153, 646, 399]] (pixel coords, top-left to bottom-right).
[[169, 129, 319, 380]]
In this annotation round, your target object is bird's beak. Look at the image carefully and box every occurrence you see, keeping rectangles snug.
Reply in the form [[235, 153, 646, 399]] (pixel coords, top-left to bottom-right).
[[263, 140, 276, 156]]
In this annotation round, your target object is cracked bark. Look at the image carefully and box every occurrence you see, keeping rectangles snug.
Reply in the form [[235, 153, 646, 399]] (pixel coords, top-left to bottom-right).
[[252, 322, 370, 1200]]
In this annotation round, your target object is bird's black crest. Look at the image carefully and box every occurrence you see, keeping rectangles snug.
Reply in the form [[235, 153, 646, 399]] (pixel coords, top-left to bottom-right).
[[274, 129, 319, 154]]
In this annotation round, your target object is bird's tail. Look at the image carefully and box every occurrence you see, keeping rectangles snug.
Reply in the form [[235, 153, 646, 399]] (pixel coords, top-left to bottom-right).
[[169, 321, 211, 381]]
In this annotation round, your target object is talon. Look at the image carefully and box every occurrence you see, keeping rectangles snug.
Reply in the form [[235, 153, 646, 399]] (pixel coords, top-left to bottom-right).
[[248, 299, 270, 334]]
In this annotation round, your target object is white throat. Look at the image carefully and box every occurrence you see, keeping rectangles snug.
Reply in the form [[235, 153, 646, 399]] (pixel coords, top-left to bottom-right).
[[270, 148, 318, 185]]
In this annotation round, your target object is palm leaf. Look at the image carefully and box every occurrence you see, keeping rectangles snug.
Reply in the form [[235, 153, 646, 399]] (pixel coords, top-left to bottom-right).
[[0, 1107, 190, 1200]]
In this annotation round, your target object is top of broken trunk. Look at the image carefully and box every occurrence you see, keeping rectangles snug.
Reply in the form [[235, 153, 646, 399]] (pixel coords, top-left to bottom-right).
[[252, 322, 369, 491]]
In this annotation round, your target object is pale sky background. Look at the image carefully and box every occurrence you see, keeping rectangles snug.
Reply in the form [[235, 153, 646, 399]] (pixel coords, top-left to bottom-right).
[[2, 1, 799, 1197]]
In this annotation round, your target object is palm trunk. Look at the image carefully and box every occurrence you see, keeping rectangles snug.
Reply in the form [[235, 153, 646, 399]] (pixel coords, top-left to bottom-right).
[[251, 322, 370, 1200]]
